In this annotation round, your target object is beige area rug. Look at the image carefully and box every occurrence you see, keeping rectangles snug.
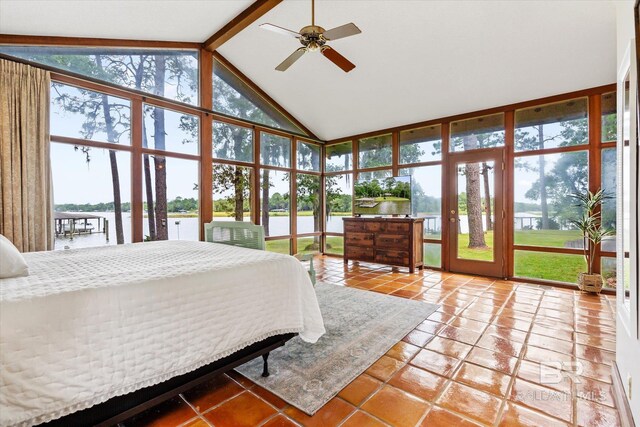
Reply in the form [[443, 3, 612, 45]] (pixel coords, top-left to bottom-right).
[[236, 282, 438, 415]]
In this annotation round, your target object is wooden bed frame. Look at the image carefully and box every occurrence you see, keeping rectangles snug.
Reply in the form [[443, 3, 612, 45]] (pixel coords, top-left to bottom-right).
[[38, 333, 296, 427]]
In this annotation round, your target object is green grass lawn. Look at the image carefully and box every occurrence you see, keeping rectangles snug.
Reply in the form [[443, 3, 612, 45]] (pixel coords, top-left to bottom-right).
[[455, 230, 587, 283], [266, 236, 345, 256], [325, 236, 344, 254], [514, 251, 585, 283], [265, 239, 291, 254], [457, 232, 495, 261], [424, 243, 442, 268], [514, 229, 583, 247]]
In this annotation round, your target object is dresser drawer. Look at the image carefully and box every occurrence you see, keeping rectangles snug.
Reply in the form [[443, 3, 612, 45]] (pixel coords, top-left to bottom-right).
[[344, 221, 365, 232], [345, 246, 374, 260], [375, 249, 409, 265], [376, 234, 409, 249], [344, 220, 385, 232], [363, 221, 382, 232], [345, 232, 374, 247], [383, 222, 410, 233]]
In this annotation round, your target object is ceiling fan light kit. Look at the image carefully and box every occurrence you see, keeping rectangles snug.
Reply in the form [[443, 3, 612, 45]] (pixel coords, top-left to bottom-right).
[[260, 0, 361, 72]]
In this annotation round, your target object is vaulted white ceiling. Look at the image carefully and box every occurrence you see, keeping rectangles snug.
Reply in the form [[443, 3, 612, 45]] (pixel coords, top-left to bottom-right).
[[0, 0, 254, 41], [0, 0, 619, 141]]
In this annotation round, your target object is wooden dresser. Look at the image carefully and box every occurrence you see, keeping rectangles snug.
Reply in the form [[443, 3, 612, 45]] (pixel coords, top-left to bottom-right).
[[343, 217, 424, 273]]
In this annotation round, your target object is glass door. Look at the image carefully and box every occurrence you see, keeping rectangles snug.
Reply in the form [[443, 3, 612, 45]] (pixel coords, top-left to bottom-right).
[[448, 150, 504, 277]]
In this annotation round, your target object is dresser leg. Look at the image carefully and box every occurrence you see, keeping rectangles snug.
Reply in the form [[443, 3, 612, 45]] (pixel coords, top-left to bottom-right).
[[344, 258, 348, 265]]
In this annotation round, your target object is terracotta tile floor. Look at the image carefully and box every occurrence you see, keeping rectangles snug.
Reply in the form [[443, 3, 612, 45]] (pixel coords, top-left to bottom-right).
[[121, 256, 620, 427]]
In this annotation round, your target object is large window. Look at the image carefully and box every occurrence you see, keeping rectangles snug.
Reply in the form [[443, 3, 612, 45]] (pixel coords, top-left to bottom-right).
[[325, 174, 352, 235], [260, 132, 291, 168], [10, 40, 618, 285], [601, 148, 617, 236], [51, 83, 131, 144], [510, 92, 619, 286], [601, 92, 616, 142], [143, 105, 199, 155], [260, 169, 290, 237], [399, 125, 442, 163], [297, 141, 321, 172], [450, 113, 504, 152], [2, 46, 199, 105], [359, 134, 392, 168], [297, 174, 321, 234], [325, 171, 352, 256], [358, 170, 392, 180], [513, 151, 588, 248], [515, 98, 588, 151], [297, 173, 322, 254], [9, 45, 321, 258], [213, 121, 253, 163], [512, 96, 595, 283], [399, 166, 442, 238], [50, 82, 133, 250], [325, 142, 353, 172], [143, 156, 199, 241], [51, 143, 131, 250], [213, 58, 305, 135], [212, 164, 253, 221]]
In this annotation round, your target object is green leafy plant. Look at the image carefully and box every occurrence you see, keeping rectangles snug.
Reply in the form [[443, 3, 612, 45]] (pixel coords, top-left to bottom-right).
[[568, 189, 614, 275]]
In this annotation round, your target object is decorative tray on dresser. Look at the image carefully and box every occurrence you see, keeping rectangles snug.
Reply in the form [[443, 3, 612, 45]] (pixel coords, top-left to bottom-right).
[[342, 217, 424, 273]]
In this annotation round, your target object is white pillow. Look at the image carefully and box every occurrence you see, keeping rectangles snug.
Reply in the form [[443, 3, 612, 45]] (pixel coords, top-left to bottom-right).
[[0, 234, 29, 279]]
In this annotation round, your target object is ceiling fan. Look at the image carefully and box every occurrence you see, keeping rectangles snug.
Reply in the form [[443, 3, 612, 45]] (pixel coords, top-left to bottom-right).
[[260, 0, 361, 72]]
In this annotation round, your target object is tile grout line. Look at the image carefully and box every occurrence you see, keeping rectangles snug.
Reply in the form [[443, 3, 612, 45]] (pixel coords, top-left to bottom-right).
[[491, 282, 543, 427]]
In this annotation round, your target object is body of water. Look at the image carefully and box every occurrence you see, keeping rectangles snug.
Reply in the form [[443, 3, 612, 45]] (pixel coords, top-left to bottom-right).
[[56, 212, 517, 250], [55, 212, 325, 249]]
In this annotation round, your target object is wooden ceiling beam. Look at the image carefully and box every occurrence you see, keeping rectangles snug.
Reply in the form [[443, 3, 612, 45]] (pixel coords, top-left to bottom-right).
[[203, 0, 282, 52]]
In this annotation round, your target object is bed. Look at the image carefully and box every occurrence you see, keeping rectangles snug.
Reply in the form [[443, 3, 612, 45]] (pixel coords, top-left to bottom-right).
[[0, 241, 325, 427]]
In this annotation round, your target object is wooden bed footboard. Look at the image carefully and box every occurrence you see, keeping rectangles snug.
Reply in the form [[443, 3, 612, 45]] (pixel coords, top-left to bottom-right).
[[37, 333, 297, 427]]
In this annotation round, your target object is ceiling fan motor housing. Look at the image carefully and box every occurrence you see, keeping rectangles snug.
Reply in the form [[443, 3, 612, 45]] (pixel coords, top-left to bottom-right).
[[300, 25, 327, 50]]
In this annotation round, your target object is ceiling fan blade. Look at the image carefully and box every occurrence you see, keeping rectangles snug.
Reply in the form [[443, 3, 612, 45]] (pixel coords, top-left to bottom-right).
[[260, 23, 301, 38], [276, 48, 306, 71], [322, 23, 361, 41], [321, 46, 356, 72]]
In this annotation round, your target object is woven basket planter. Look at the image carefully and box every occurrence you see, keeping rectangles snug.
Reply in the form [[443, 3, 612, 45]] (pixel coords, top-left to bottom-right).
[[578, 273, 603, 294]]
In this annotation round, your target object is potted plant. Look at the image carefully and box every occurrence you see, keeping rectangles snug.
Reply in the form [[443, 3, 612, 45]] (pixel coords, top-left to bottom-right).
[[569, 189, 614, 294]]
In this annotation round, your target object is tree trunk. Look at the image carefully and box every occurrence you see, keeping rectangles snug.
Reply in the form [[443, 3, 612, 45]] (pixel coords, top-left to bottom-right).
[[153, 56, 168, 240], [143, 130, 156, 240], [261, 169, 270, 235], [313, 196, 321, 248], [108, 149, 124, 244], [143, 154, 157, 240], [100, 94, 124, 245], [463, 135, 487, 248], [537, 125, 549, 229], [134, 56, 155, 240], [234, 168, 244, 221], [94, 56, 124, 245], [482, 162, 493, 231], [232, 132, 245, 221]]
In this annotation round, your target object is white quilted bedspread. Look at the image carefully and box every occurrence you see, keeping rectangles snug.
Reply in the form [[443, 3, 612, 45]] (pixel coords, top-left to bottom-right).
[[0, 241, 325, 427]]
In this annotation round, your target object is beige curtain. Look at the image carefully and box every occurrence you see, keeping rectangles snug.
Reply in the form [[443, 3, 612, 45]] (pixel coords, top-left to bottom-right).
[[0, 59, 53, 252]]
